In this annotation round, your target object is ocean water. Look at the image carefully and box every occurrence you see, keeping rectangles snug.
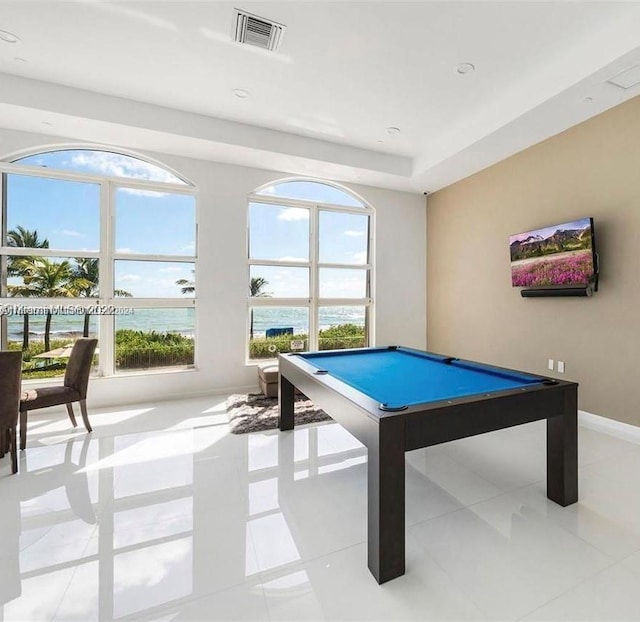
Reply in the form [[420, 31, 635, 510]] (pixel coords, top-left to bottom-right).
[[6, 306, 365, 341], [252, 306, 366, 336], [7, 308, 196, 341]]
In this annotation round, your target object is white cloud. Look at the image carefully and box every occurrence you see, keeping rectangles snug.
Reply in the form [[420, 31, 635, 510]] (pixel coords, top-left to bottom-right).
[[158, 266, 186, 273], [253, 266, 308, 298], [320, 271, 366, 297], [67, 151, 183, 185], [321, 279, 363, 298], [130, 277, 193, 298], [61, 229, 85, 238], [118, 274, 142, 282], [116, 248, 133, 254], [351, 251, 368, 264], [179, 241, 196, 253], [343, 230, 365, 237], [278, 208, 309, 222]]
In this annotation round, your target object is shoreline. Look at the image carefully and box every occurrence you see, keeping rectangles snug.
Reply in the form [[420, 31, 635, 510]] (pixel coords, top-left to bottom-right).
[[8, 331, 196, 343]]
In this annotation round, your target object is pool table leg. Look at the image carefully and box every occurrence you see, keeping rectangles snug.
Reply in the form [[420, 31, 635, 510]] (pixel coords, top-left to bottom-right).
[[368, 416, 406, 584], [279, 374, 295, 431], [546, 386, 578, 506]]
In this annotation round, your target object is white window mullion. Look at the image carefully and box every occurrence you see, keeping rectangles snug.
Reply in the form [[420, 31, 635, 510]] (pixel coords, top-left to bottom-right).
[[113, 253, 197, 263], [316, 298, 372, 307], [316, 262, 372, 270], [99, 180, 114, 377], [248, 258, 310, 269], [367, 211, 375, 346], [249, 297, 311, 307], [114, 298, 195, 308], [308, 204, 319, 351], [193, 202, 200, 370], [0, 247, 101, 259], [0, 172, 7, 346], [0, 297, 110, 307]]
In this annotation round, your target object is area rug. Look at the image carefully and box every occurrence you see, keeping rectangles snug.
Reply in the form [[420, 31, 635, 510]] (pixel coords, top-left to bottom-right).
[[226, 393, 332, 434]]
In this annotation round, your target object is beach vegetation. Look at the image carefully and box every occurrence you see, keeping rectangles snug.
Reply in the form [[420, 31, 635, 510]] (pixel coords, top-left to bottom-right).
[[249, 323, 365, 359]]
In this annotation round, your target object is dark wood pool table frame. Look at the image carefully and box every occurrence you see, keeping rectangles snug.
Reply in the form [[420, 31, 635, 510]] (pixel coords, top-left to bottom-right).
[[278, 346, 578, 584]]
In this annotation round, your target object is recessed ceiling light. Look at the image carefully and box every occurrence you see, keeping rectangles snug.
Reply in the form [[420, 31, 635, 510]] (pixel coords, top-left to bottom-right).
[[386, 127, 401, 135], [41, 121, 53, 126], [0, 30, 20, 44], [14, 57, 26, 62], [377, 139, 384, 144], [583, 96, 594, 104], [456, 62, 475, 75], [233, 88, 250, 99]]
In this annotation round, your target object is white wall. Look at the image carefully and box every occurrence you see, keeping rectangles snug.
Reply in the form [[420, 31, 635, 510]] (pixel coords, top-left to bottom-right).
[[0, 127, 426, 408]]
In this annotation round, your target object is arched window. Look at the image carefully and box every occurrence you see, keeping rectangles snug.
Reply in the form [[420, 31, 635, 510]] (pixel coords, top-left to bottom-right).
[[247, 179, 374, 360], [15, 149, 188, 184], [0, 148, 197, 378]]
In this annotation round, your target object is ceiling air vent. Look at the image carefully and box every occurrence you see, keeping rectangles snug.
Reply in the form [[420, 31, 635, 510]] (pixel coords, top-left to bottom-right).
[[234, 9, 286, 52], [607, 64, 640, 90]]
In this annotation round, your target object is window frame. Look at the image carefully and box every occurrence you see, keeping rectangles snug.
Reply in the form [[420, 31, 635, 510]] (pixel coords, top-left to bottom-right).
[[246, 180, 375, 362], [0, 150, 198, 379]]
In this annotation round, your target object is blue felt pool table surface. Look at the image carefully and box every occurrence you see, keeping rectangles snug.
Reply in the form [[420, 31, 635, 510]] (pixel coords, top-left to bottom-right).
[[298, 347, 544, 409]]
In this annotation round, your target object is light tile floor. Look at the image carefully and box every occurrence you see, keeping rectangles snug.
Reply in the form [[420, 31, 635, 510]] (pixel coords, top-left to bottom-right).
[[1, 396, 640, 621]]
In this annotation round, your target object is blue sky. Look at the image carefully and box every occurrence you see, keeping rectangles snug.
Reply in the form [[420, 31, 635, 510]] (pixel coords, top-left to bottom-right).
[[7, 150, 369, 299], [249, 202, 369, 298], [7, 151, 195, 297]]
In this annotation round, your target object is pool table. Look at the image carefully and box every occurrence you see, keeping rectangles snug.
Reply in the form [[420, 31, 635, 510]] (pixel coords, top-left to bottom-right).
[[278, 346, 578, 584]]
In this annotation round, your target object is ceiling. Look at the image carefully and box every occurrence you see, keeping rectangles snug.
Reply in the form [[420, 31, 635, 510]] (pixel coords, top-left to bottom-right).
[[1, 1, 640, 193]]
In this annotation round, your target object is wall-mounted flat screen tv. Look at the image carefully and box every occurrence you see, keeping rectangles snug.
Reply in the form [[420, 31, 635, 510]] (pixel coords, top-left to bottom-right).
[[509, 217, 596, 288]]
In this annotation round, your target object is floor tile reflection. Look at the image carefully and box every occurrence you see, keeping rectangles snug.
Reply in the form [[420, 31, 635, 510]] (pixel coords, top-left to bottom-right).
[[0, 395, 639, 621]]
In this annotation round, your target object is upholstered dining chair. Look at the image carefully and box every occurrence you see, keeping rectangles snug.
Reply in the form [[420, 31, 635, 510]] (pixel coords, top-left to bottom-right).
[[0, 351, 23, 474], [19, 338, 98, 451]]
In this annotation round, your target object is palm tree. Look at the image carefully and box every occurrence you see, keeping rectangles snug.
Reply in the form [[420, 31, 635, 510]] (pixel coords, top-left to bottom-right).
[[71, 258, 131, 337], [71, 258, 99, 338], [8, 258, 84, 352], [176, 270, 195, 295], [249, 277, 271, 340], [7, 226, 50, 250], [6, 227, 50, 350]]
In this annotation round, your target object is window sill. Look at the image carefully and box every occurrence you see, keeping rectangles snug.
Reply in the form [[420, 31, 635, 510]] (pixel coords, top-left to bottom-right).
[[246, 358, 278, 367], [22, 367, 199, 385], [112, 367, 198, 379]]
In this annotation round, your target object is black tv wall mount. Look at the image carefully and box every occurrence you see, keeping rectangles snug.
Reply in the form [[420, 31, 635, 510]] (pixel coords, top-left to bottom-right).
[[521, 285, 593, 298]]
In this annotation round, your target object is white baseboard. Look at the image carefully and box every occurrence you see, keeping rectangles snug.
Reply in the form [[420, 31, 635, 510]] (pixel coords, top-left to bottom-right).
[[146, 383, 260, 402], [87, 384, 260, 412], [579, 409, 640, 445]]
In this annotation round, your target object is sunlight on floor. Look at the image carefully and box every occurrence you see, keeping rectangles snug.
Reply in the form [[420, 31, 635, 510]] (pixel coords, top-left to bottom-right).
[[2, 395, 640, 621]]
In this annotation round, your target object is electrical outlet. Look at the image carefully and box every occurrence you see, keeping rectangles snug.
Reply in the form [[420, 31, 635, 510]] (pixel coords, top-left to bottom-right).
[[548, 359, 554, 371], [557, 361, 565, 373]]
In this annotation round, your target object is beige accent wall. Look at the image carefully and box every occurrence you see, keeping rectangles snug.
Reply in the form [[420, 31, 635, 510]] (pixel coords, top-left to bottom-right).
[[427, 95, 640, 426]]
